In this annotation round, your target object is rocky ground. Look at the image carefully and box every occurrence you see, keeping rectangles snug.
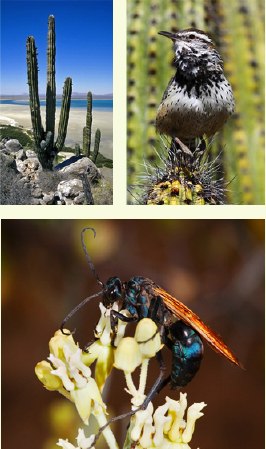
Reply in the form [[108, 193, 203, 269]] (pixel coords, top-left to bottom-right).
[[0, 138, 113, 205]]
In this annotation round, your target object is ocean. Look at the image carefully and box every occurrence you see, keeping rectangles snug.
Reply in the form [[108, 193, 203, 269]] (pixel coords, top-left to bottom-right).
[[0, 99, 113, 111]]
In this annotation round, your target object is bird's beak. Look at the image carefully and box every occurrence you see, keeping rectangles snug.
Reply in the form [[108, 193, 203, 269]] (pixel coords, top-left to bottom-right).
[[158, 30, 177, 40]]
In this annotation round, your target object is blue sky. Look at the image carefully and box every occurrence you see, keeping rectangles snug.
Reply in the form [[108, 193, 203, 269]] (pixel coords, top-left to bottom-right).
[[1, 0, 113, 95]]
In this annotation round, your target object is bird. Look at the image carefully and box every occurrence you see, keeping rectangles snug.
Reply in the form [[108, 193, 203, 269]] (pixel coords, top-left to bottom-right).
[[155, 28, 235, 152]]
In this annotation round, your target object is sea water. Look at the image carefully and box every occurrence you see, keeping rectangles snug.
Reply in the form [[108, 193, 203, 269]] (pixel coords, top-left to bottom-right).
[[0, 99, 113, 111]]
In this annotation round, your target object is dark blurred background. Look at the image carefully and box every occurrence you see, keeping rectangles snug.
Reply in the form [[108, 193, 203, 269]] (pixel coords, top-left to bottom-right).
[[2, 219, 265, 449]]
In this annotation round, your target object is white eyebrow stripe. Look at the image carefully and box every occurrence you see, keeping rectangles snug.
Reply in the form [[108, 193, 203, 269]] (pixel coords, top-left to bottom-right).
[[178, 30, 212, 43]]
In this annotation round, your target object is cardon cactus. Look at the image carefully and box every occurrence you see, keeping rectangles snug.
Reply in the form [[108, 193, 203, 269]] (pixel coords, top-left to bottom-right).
[[26, 15, 72, 170], [127, 0, 264, 205], [83, 91, 92, 157]]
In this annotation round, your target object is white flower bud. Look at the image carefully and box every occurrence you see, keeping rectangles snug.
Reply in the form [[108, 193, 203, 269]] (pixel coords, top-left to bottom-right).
[[135, 318, 162, 358], [114, 337, 142, 373]]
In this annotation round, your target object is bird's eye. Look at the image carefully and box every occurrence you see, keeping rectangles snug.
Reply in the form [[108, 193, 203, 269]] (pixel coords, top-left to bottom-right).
[[189, 34, 196, 39]]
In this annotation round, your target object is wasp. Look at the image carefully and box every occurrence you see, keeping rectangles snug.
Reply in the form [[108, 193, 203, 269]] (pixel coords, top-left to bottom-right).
[[61, 228, 242, 391], [61, 227, 242, 445]]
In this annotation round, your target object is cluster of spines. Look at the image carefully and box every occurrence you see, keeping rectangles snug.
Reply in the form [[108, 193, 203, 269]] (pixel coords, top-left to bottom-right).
[[139, 142, 225, 205], [26, 15, 72, 170]]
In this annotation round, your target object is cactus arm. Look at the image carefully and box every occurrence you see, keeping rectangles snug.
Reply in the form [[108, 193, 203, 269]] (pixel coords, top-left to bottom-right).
[[46, 15, 56, 145], [26, 36, 44, 147], [55, 77, 72, 152], [83, 92, 92, 156], [83, 126, 91, 157], [92, 129, 101, 163]]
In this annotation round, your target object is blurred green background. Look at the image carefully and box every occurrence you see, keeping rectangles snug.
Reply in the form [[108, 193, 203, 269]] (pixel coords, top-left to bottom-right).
[[127, 0, 265, 204], [2, 219, 265, 449]]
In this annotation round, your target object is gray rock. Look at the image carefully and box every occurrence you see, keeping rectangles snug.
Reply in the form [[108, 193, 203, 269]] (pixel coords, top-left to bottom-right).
[[16, 160, 27, 174], [0, 152, 17, 170], [32, 187, 43, 198], [5, 139, 22, 152], [57, 178, 83, 199], [16, 149, 27, 161], [73, 192, 85, 204], [27, 159, 39, 171], [26, 150, 36, 158], [59, 157, 101, 180], [31, 198, 42, 205], [43, 193, 55, 205]]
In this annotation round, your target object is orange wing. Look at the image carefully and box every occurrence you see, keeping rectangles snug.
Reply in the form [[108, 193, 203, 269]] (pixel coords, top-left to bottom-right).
[[154, 286, 242, 368]]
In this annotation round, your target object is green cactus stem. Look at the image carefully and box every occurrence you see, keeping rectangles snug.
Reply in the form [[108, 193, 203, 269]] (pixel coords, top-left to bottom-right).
[[55, 77, 72, 152], [46, 15, 56, 146], [83, 91, 92, 156], [26, 36, 44, 149], [92, 129, 101, 163], [83, 126, 91, 157], [75, 143, 81, 156]]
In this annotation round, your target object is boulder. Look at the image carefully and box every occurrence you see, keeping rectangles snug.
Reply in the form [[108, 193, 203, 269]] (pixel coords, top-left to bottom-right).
[[58, 157, 101, 180], [26, 150, 37, 158], [16, 149, 27, 161], [57, 178, 83, 199], [5, 139, 22, 152], [43, 193, 55, 205]]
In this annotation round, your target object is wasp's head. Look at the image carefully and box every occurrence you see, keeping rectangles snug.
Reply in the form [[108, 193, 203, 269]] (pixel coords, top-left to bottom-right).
[[103, 277, 123, 307]]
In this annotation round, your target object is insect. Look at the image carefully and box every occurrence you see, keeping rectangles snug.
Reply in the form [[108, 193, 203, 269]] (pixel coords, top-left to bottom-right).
[[61, 227, 242, 446], [61, 228, 241, 386]]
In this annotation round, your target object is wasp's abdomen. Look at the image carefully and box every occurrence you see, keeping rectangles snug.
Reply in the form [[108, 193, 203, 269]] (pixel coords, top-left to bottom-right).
[[166, 321, 204, 388]]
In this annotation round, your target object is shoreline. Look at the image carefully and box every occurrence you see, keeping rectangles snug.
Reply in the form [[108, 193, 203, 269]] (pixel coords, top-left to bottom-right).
[[0, 104, 113, 156], [0, 97, 113, 101]]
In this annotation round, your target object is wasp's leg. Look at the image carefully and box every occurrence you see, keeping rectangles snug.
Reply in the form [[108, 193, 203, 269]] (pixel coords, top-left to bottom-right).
[[110, 309, 138, 328], [83, 338, 97, 352], [139, 349, 170, 409]]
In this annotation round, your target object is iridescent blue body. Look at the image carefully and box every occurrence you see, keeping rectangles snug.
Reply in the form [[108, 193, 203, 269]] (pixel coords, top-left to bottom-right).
[[166, 321, 203, 388], [103, 276, 203, 388]]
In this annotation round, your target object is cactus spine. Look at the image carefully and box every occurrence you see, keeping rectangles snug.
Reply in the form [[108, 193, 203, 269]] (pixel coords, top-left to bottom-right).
[[26, 15, 72, 169], [92, 129, 101, 163], [83, 91, 92, 157]]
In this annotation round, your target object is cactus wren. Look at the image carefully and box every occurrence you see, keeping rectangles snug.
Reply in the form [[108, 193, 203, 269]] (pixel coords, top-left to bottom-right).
[[156, 28, 235, 149]]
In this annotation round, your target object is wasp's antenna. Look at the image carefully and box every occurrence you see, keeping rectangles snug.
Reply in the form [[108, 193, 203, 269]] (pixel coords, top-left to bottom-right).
[[81, 227, 104, 288], [60, 290, 103, 334]]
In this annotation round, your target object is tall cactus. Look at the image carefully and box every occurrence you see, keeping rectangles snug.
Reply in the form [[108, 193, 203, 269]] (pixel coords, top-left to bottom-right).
[[26, 15, 72, 170], [46, 15, 56, 145], [83, 92, 92, 157]]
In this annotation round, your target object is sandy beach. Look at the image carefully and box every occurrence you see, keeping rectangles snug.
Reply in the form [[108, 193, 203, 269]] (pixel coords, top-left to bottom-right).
[[0, 104, 113, 158]]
